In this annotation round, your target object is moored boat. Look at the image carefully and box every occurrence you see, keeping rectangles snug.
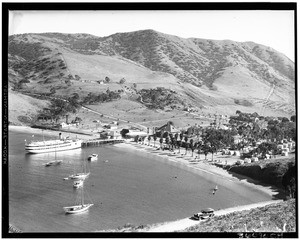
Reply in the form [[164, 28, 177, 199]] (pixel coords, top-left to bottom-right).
[[63, 203, 94, 214], [64, 180, 93, 214], [45, 160, 63, 167], [25, 133, 82, 154], [73, 179, 84, 188], [69, 172, 90, 180], [88, 154, 98, 161]]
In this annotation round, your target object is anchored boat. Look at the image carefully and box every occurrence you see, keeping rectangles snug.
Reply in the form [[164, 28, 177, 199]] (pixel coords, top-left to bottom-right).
[[88, 154, 98, 161], [64, 182, 93, 214], [25, 133, 82, 154]]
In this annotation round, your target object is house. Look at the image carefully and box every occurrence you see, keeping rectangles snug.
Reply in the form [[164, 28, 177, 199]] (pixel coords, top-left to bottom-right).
[[125, 131, 148, 138], [108, 130, 122, 139], [156, 122, 181, 135], [59, 122, 77, 128], [233, 135, 242, 144]]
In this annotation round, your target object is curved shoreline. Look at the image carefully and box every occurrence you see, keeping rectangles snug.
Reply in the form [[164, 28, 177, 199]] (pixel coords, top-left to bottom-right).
[[115, 141, 281, 198]]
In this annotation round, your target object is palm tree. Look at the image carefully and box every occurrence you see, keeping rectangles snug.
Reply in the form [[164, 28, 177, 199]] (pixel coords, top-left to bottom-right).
[[153, 135, 157, 147], [180, 132, 183, 142], [159, 137, 163, 150], [191, 144, 195, 157], [165, 137, 170, 150], [196, 141, 202, 160], [170, 137, 176, 151], [175, 133, 179, 142], [203, 142, 210, 160], [185, 142, 189, 155], [189, 139, 194, 156], [177, 140, 182, 154]]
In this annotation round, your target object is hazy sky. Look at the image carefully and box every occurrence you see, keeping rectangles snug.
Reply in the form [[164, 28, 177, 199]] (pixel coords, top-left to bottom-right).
[[9, 10, 295, 61]]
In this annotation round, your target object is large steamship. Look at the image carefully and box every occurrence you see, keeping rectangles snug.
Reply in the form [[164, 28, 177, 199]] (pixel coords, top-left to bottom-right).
[[25, 133, 82, 154]]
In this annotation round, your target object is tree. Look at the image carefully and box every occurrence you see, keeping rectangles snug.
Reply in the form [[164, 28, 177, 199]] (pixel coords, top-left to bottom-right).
[[159, 137, 163, 150], [148, 135, 151, 145], [281, 117, 289, 123], [177, 140, 182, 154], [197, 141, 202, 159], [210, 145, 217, 161], [165, 137, 170, 150], [153, 135, 157, 147], [120, 129, 129, 138], [119, 78, 126, 84], [74, 75, 81, 80], [163, 132, 169, 139], [105, 76, 111, 83], [189, 139, 194, 156], [290, 115, 296, 122], [202, 143, 210, 160], [74, 116, 82, 124]]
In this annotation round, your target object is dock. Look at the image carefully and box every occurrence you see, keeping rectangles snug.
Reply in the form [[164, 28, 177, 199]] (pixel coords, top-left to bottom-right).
[[82, 139, 124, 147]]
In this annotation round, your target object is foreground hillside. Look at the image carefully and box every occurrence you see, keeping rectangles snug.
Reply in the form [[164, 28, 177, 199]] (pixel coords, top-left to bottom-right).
[[185, 199, 295, 232], [7, 30, 295, 124]]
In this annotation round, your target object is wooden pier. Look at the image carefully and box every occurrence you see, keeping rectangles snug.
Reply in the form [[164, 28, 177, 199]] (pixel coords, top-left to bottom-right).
[[82, 139, 124, 147]]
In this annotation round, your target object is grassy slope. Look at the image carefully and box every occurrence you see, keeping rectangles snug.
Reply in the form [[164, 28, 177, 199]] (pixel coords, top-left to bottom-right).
[[185, 199, 296, 232], [8, 90, 50, 125]]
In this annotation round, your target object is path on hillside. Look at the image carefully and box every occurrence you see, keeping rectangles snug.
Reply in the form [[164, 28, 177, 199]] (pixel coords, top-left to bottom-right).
[[81, 106, 148, 131], [147, 200, 283, 232], [260, 83, 276, 115]]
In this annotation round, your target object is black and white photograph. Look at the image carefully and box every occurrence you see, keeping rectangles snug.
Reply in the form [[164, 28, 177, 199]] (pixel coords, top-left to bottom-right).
[[2, 2, 297, 238]]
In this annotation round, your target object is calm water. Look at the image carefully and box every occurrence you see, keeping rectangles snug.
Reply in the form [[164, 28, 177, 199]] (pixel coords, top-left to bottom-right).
[[8, 131, 273, 232]]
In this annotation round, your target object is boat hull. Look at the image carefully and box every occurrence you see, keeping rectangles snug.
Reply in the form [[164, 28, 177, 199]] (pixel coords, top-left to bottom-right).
[[69, 172, 90, 180], [63, 204, 94, 214]]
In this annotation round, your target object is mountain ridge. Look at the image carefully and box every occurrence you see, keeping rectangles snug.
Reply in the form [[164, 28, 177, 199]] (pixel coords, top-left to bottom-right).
[[8, 29, 295, 125]]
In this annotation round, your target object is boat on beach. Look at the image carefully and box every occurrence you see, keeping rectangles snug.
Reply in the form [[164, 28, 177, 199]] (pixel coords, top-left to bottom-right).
[[25, 133, 82, 154], [88, 154, 98, 161]]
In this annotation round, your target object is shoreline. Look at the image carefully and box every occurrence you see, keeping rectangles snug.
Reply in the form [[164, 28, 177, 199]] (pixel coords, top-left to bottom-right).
[[115, 141, 281, 198]]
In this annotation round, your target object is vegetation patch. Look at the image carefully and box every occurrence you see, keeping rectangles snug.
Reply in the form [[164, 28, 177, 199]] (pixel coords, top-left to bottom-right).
[[234, 99, 253, 107], [228, 157, 295, 190], [138, 87, 184, 110]]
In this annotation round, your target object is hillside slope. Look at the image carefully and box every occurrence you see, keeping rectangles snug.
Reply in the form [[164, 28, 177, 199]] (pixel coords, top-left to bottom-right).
[[7, 30, 295, 123]]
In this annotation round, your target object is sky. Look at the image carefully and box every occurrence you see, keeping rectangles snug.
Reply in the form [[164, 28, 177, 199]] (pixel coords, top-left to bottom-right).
[[8, 10, 295, 61]]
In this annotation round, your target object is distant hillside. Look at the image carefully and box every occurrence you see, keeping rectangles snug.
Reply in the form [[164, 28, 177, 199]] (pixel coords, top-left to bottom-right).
[[7, 30, 295, 123]]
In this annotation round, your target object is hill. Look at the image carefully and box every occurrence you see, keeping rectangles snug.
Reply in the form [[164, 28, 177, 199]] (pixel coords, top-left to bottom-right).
[[7, 30, 295, 125]]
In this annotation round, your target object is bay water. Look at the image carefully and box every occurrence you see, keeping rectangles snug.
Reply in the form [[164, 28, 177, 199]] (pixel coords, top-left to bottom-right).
[[8, 130, 273, 232]]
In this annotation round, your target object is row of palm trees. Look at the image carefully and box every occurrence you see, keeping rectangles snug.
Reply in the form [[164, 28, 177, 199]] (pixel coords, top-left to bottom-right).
[[135, 132, 216, 160]]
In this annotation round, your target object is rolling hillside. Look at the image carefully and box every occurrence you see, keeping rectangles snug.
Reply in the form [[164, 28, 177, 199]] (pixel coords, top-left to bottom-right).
[[7, 30, 295, 125]]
